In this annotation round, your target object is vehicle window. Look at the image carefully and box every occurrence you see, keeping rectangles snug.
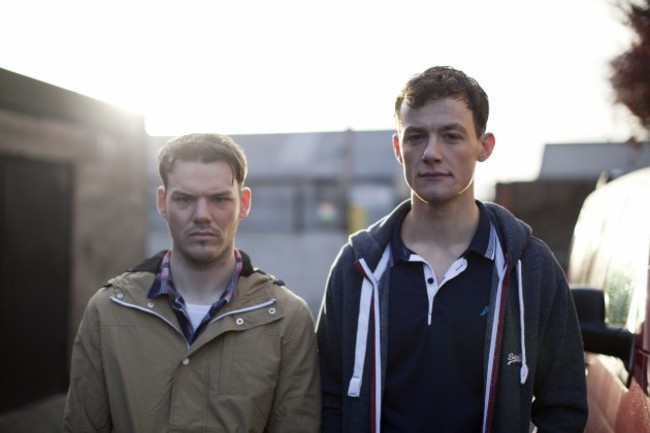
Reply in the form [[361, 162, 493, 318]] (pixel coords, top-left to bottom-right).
[[598, 183, 650, 383], [567, 192, 606, 285], [571, 175, 650, 385], [603, 188, 650, 333], [569, 184, 625, 292]]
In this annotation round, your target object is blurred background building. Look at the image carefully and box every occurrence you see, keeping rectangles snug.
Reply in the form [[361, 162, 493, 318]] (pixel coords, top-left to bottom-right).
[[495, 140, 650, 270]]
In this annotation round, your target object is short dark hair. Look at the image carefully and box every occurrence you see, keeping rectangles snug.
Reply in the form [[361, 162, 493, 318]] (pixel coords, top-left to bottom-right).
[[394, 66, 489, 137], [157, 133, 247, 189]]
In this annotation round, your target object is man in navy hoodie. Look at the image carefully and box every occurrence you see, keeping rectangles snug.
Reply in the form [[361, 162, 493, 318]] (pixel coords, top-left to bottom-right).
[[316, 66, 587, 432]]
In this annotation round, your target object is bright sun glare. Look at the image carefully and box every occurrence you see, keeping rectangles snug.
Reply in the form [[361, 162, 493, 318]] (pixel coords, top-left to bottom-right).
[[0, 0, 639, 187]]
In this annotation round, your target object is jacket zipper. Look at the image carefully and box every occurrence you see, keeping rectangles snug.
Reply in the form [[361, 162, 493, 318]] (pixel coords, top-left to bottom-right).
[[209, 298, 276, 324], [110, 296, 277, 348]]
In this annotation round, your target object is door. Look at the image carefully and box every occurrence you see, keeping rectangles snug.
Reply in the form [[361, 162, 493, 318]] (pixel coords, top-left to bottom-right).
[[0, 155, 73, 412]]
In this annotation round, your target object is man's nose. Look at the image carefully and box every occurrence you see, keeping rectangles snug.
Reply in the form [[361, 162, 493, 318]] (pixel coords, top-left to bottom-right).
[[194, 197, 211, 220], [422, 136, 442, 161]]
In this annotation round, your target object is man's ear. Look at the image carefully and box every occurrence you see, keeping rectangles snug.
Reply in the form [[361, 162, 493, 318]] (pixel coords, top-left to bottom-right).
[[478, 132, 496, 162], [239, 187, 252, 219], [392, 133, 404, 164], [156, 186, 167, 220]]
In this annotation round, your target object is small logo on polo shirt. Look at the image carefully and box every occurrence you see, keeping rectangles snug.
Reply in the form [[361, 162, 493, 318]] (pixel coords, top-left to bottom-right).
[[507, 353, 522, 365], [480, 306, 489, 317]]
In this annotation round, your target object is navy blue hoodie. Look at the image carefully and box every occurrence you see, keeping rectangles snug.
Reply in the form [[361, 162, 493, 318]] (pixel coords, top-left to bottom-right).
[[316, 200, 587, 432]]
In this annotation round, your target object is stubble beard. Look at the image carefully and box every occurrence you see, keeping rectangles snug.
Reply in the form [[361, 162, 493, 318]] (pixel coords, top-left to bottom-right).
[[178, 238, 231, 270]]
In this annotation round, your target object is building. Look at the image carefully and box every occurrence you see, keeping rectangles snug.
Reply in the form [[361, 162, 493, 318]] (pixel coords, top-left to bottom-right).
[[0, 68, 148, 413], [495, 140, 650, 270]]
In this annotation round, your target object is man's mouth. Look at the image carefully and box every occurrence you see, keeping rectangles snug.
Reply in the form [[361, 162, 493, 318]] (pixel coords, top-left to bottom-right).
[[188, 230, 218, 239], [419, 171, 449, 178]]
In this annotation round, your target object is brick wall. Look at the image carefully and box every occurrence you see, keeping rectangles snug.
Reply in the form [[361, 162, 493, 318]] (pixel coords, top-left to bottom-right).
[[494, 180, 596, 271]]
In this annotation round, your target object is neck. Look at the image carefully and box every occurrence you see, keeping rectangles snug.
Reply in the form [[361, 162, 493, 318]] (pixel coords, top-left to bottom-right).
[[169, 251, 235, 304], [404, 195, 480, 247]]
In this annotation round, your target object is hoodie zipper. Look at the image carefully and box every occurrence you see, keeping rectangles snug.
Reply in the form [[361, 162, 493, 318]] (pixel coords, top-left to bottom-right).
[[484, 257, 511, 433]]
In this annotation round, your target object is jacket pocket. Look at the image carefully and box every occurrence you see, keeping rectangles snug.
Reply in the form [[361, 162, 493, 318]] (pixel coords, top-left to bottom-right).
[[209, 327, 282, 417]]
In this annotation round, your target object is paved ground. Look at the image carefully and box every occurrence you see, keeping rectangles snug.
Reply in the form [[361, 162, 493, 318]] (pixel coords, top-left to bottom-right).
[[0, 394, 66, 433]]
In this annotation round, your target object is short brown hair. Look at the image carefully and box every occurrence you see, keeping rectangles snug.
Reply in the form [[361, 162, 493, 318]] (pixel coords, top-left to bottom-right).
[[157, 133, 247, 188], [394, 66, 490, 137]]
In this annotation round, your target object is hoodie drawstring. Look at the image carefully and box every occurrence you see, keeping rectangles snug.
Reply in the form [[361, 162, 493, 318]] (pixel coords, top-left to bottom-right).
[[517, 261, 529, 384], [348, 247, 390, 433]]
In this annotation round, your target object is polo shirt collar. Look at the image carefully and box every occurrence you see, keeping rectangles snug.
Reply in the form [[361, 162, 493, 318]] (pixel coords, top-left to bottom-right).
[[390, 201, 496, 263]]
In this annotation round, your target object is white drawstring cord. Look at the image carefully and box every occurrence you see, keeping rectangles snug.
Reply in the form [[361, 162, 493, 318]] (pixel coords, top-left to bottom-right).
[[517, 261, 529, 384], [347, 247, 390, 398]]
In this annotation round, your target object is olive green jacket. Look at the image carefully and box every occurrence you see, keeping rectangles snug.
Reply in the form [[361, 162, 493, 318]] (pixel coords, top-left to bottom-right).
[[63, 251, 320, 433]]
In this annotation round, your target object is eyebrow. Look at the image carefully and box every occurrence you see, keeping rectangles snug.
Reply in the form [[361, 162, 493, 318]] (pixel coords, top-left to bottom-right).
[[170, 190, 192, 197], [402, 123, 469, 134], [402, 125, 427, 134], [440, 123, 469, 134], [170, 189, 234, 198], [208, 191, 235, 199]]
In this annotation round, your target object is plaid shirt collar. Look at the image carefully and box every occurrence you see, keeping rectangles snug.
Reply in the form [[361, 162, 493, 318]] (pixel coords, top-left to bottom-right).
[[148, 249, 242, 301], [147, 249, 243, 343]]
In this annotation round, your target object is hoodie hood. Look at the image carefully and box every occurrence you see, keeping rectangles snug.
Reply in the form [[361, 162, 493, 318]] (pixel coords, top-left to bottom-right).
[[483, 202, 532, 265], [349, 200, 533, 271], [348, 200, 410, 269]]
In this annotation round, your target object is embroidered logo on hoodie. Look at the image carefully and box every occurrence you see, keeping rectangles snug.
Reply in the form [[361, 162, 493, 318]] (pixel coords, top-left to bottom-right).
[[507, 352, 522, 365]]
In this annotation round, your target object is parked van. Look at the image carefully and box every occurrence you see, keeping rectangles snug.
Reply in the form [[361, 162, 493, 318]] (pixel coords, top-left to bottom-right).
[[568, 167, 650, 432]]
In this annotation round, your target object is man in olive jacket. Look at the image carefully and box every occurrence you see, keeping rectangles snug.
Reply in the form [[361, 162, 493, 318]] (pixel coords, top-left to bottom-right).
[[63, 133, 320, 433]]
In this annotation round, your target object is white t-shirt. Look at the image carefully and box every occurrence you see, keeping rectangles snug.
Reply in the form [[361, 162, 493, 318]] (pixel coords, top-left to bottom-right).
[[185, 302, 212, 330]]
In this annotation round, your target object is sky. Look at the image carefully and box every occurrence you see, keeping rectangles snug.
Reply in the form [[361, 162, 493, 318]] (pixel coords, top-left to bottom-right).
[[0, 0, 641, 190]]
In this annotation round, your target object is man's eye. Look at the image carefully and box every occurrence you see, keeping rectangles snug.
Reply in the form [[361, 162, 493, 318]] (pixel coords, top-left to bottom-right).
[[442, 130, 466, 142], [406, 134, 426, 143], [174, 196, 191, 203]]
